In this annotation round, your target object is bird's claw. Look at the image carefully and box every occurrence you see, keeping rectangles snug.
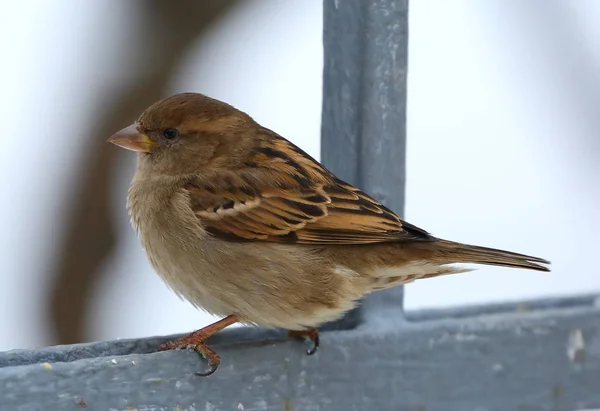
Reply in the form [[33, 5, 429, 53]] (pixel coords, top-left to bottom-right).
[[195, 357, 220, 377], [288, 328, 320, 355], [157, 315, 239, 377], [305, 337, 319, 356], [159, 340, 221, 377]]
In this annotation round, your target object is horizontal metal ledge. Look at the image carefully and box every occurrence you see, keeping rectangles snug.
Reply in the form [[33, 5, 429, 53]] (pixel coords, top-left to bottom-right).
[[1, 293, 599, 411], [404, 293, 600, 321]]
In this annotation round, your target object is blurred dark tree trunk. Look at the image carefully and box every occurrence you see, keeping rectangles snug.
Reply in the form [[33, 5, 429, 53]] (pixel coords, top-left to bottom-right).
[[48, 0, 239, 345]]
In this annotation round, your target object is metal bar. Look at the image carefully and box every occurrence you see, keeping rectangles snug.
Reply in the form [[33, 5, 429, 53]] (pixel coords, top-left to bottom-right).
[[2, 294, 599, 410], [321, 0, 410, 328]]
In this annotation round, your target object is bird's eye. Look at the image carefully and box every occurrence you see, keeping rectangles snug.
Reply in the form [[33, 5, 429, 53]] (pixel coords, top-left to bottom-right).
[[162, 128, 179, 139]]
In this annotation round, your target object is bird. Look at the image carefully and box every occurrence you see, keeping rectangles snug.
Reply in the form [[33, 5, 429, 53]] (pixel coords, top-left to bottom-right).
[[107, 92, 550, 376]]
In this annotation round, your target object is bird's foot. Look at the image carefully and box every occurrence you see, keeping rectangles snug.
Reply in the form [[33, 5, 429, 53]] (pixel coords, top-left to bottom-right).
[[159, 338, 222, 377], [159, 314, 239, 377], [287, 328, 320, 355]]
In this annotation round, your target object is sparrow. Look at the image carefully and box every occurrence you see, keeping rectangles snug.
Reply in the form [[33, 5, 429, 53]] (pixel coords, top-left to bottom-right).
[[108, 92, 550, 376]]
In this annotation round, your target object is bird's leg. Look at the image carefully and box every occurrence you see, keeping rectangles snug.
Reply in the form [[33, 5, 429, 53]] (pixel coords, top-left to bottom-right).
[[287, 328, 320, 355], [159, 314, 240, 377]]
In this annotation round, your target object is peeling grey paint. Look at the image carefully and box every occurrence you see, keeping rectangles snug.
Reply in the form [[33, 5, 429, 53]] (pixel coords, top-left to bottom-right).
[[567, 329, 586, 364]]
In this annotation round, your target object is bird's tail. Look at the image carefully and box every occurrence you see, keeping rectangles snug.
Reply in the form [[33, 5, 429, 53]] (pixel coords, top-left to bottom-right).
[[433, 239, 550, 272]]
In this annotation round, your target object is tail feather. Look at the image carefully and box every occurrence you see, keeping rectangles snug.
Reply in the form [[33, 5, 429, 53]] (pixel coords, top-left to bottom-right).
[[434, 239, 550, 272]]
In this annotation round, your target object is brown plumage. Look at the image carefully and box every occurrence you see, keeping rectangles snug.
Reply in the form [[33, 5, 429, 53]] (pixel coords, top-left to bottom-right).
[[108, 92, 550, 376]]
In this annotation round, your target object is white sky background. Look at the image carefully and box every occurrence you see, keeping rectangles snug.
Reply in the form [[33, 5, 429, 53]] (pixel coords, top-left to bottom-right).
[[0, 1, 598, 351]]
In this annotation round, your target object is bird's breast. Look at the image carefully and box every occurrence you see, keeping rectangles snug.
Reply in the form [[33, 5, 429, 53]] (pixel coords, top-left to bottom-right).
[[125, 178, 366, 328], [127, 180, 222, 304]]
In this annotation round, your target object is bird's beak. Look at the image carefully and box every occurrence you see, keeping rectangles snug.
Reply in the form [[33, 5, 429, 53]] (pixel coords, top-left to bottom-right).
[[107, 124, 155, 153]]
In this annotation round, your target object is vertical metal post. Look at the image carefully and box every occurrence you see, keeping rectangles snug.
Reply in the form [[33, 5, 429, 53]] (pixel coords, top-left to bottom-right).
[[321, 0, 410, 326]]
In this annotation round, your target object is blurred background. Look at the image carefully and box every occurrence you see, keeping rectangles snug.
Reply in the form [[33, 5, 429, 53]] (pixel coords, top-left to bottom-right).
[[0, 0, 598, 352]]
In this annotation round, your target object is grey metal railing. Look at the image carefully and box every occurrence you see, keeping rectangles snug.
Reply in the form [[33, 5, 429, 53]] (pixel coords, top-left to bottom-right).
[[1, 1, 599, 410]]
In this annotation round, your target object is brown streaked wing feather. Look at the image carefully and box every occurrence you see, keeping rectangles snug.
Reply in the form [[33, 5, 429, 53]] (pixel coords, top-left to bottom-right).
[[185, 130, 431, 244]]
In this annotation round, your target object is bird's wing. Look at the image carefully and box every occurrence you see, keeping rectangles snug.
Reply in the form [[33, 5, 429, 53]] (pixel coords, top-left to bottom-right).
[[185, 133, 431, 244]]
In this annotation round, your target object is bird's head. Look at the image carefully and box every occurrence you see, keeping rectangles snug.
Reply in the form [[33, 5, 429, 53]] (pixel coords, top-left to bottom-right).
[[108, 93, 257, 175]]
